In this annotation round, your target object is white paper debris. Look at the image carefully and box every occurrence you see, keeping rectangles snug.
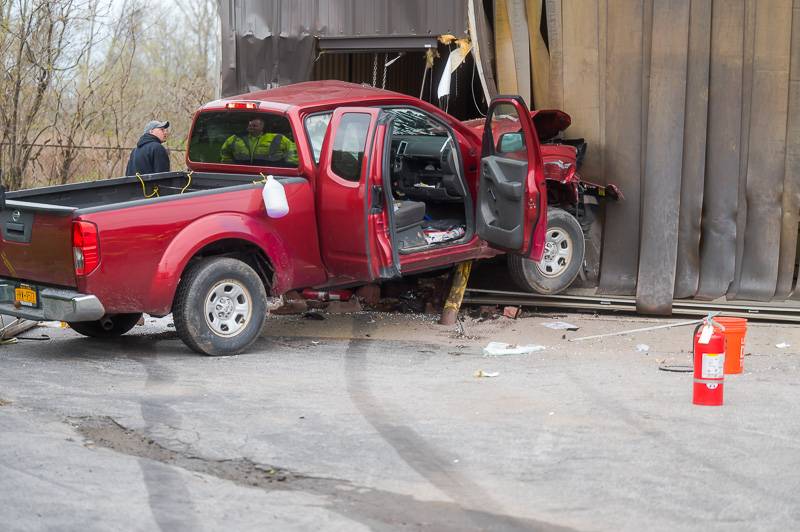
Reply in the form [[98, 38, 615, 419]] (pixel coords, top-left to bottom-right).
[[776, 342, 791, 349], [474, 370, 500, 378], [482, 342, 545, 356], [541, 321, 579, 331], [636, 344, 650, 353]]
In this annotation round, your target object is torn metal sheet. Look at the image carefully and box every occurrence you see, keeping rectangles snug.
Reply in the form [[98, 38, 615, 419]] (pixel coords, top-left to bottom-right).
[[467, 0, 498, 102]]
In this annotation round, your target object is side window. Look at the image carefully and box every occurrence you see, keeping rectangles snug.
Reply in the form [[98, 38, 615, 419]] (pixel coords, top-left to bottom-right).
[[331, 113, 370, 182], [489, 103, 528, 164], [304, 112, 332, 164]]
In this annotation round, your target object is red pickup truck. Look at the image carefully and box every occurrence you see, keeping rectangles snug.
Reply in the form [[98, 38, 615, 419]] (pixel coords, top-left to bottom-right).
[[0, 81, 617, 355]]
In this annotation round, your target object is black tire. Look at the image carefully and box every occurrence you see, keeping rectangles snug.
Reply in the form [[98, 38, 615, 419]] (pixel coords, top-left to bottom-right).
[[508, 207, 585, 295], [172, 257, 267, 356], [68, 313, 142, 339]]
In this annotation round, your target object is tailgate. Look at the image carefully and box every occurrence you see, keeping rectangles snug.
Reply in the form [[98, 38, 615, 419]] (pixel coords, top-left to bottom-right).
[[0, 202, 77, 288]]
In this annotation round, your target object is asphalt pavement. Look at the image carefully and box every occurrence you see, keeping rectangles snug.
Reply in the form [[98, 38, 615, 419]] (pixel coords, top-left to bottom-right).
[[1, 312, 799, 531]]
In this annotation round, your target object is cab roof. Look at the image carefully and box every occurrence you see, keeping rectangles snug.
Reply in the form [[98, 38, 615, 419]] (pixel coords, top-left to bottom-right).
[[203, 80, 415, 113]]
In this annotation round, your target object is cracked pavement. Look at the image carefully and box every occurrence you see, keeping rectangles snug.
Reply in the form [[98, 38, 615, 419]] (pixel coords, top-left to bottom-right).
[[1, 312, 800, 531]]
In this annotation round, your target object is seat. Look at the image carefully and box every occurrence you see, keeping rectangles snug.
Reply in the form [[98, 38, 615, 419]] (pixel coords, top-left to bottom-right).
[[393, 200, 426, 230]]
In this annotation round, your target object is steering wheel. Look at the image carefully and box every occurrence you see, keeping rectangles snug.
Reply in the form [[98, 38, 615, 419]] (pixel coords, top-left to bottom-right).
[[440, 138, 455, 174], [393, 150, 404, 174]]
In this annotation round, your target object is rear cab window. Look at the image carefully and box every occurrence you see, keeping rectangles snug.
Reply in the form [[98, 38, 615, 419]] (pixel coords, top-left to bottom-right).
[[188, 111, 298, 168]]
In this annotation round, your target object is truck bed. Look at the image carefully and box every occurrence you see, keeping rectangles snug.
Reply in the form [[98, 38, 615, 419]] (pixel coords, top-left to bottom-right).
[[0, 172, 272, 289], [6, 172, 259, 210]]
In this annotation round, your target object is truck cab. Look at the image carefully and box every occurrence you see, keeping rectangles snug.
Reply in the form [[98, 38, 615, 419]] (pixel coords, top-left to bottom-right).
[[187, 83, 548, 288]]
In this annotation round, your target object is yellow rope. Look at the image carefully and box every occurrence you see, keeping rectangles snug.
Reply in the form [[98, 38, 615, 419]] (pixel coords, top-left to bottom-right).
[[180, 170, 193, 194], [136, 173, 159, 198]]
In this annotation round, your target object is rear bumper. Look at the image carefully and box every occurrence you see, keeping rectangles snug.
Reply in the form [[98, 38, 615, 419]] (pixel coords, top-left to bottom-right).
[[0, 281, 105, 322]]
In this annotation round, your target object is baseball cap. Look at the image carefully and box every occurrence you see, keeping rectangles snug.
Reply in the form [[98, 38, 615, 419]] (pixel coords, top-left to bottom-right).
[[143, 120, 170, 134]]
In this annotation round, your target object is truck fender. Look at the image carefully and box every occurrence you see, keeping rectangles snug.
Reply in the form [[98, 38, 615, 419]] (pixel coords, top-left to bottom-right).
[[144, 212, 291, 315]]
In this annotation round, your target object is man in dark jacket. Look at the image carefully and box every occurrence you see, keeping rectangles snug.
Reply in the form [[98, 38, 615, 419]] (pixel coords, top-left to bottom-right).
[[126, 120, 170, 175]]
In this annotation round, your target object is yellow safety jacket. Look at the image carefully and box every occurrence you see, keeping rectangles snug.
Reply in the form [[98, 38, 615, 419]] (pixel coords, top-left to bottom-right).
[[219, 133, 298, 165]]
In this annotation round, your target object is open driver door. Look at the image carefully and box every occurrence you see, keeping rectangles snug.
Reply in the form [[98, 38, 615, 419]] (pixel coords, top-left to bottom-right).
[[476, 96, 547, 262], [316, 107, 399, 286]]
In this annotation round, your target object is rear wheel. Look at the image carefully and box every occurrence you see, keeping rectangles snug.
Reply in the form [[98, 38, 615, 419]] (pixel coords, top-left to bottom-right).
[[172, 257, 267, 356], [508, 207, 585, 295], [68, 313, 142, 339]]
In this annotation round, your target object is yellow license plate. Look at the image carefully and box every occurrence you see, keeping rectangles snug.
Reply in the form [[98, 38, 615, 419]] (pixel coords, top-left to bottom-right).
[[15, 285, 38, 307]]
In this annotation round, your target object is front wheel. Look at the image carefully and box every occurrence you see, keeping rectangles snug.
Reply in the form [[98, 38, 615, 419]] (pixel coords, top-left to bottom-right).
[[68, 313, 142, 339], [508, 207, 585, 295], [172, 257, 268, 356]]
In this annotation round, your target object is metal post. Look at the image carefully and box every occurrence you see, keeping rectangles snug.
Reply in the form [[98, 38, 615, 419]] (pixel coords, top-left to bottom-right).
[[440, 261, 473, 325]]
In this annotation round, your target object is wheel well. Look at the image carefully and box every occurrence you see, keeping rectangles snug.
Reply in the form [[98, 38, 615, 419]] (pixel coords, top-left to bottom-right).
[[187, 239, 275, 294]]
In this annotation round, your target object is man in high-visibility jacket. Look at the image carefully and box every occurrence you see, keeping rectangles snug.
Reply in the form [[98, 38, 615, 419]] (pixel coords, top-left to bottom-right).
[[219, 118, 298, 166]]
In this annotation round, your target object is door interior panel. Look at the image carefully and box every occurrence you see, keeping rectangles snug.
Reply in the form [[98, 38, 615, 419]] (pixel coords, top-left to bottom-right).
[[477, 156, 527, 250]]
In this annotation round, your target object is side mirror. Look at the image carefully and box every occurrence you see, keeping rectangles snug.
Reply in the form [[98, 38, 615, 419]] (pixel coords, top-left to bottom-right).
[[497, 132, 525, 153]]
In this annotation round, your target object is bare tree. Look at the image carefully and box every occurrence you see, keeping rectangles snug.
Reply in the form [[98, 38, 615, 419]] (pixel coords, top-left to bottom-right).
[[0, 0, 219, 188], [0, 0, 80, 189]]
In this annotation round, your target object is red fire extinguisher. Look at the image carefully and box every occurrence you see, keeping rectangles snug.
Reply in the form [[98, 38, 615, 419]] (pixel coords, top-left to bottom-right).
[[693, 319, 726, 406]]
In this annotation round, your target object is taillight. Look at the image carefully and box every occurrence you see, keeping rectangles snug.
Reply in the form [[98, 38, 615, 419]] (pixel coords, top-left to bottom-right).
[[73, 221, 100, 276]]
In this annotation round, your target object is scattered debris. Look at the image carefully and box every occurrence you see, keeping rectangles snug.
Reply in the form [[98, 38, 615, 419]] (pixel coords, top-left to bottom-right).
[[355, 284, 381, 307], [451, 319, 479, 340], [38, 321, 64, 328], [776, 342, 791, 349], [474, 369, 499, 378], [311, 341, 320, 345], [272, 298, 308, 315], [16, 334, 51, 341], [0, 316, 37, 340], [303, 312, 325, 321], [658, 364, 693, 373], [503, 306, 521, 319], [266, 297, 284, 311], [483, 342, 545, 357], [636, 344, 650, 353], [541, 321, 579, 331], [0, 398, 11, 407], [478, 305, 499, 317], [570, 317, 709, 342], [326, 299, 363, 314]]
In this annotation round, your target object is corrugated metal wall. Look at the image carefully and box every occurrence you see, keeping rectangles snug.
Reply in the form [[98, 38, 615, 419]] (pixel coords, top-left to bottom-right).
[[218, 0, 468, 96], [530, 0, 799, 311]]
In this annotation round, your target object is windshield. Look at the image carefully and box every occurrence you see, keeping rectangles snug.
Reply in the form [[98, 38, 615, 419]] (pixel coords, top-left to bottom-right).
[[188, 111, 298, 168]]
